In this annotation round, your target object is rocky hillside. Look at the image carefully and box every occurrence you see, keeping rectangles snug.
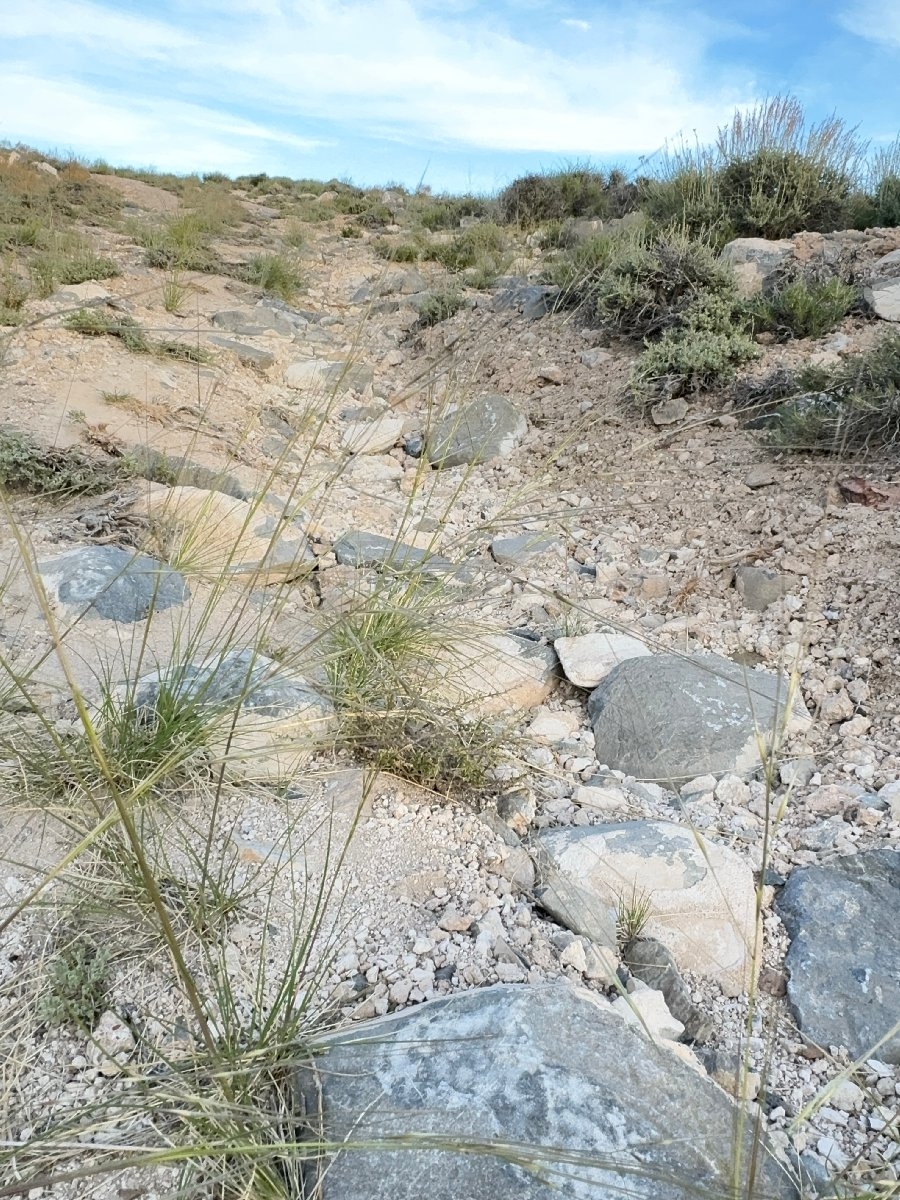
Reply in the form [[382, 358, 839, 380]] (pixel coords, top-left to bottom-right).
[[0, 149, 897, 1200]]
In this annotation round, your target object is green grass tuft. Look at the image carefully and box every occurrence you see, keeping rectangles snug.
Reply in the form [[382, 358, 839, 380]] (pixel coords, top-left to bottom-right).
[[747, 277, 858, 340], [242, 251, 304, 301]]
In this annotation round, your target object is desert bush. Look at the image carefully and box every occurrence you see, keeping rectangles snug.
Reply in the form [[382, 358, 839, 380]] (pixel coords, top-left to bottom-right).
[[414, 287, 465, 327], [762, 329, 900, 452], [572, 225, 738, 338], [411, 193, 494, 230], [498, 165, 637, 226], [747, 278, 858, 339], [644, 96, 865, 240], [631, 290, 758, 402], [37, 934, 111, 1030], [64, 306, 210, 361], [324, 578, 503, 797], [373, 236, 424, 262], [64, 307, 151, 352], [0, 425, 124, 495]]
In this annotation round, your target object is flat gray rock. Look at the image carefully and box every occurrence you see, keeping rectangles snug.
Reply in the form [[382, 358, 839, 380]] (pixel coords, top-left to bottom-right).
[[207, 335, 276, 370], [285, 359, 374, 394], [296, 983, 797, 1199], [490, 532, 564, 567], [532, 822, 756, 994], [333, 531, 454, 576], [211, 306, 296, 337], [40, 546, 188, 623], [776, 850, 900, 1062], [427, 394, 527, 468], [587, 653, 809, 783], [492, 277, 559, 319]]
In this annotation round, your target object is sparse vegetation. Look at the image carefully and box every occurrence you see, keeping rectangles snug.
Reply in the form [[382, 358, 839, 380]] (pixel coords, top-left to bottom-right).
[[759, 329, 900, 452], [414, 286, 465, 326], [2, 107, 900, 1200], [64, 306, 211, 362], [162, 270, 190, 313], [616, 884, 653, 946], [642, 96, 867, 242], [324, 578, 504, 797]]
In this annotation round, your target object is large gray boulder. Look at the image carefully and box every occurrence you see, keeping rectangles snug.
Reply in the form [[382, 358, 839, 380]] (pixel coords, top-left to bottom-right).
[[297, 983, 797, 1199], [776, 850, 900, 1062], [587, 653, 810, 784], [427, 394, 527, 468], [40, 546, 188, 622]]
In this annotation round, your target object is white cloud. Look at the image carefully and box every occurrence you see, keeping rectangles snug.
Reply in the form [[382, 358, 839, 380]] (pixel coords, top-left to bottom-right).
[[839, 1, 900, 48], [2, 0, 752, 166], [0, 72, 325, 173], [562, 18, 591, 31]]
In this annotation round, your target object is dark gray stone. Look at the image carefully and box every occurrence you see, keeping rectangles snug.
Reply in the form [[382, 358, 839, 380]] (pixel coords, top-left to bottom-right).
[[333, 531, 453, 576], [296, 983, 797, 1199], [623, 938, 713, 1043], [587, 653, 807, 783], [427, 394, 527, 468], [776, 850, 900, 1062], [127, 445, 248, 499], [207, 335, 276, 370], [40, 546, 188, 623], [492, 277, 559, 320]]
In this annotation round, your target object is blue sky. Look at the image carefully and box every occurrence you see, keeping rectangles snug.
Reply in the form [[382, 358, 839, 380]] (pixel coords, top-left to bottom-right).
[[2, 0, 898, 192]]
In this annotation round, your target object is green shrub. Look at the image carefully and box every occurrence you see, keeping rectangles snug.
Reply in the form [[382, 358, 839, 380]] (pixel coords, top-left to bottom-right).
[[644, 96, 864, 240], [155, 339, 213, 364], [873, 175, 900, 227], [64, 307, 150, 353], [591, 227, 737, 338], [762, 330, 900, 452], [373, 237, 423, 262], [56, 251, 120, 285], [324, 579, 503, 797], [415, 288, 465, 326], [0, 426, 124, 495], [412, 194, 493, 231], [0, 263, 28, 312], [631, 291, 758, 402], [498, 165, 638, 227], [241, 252, 303, 301], [747, 278, 857, 339]]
